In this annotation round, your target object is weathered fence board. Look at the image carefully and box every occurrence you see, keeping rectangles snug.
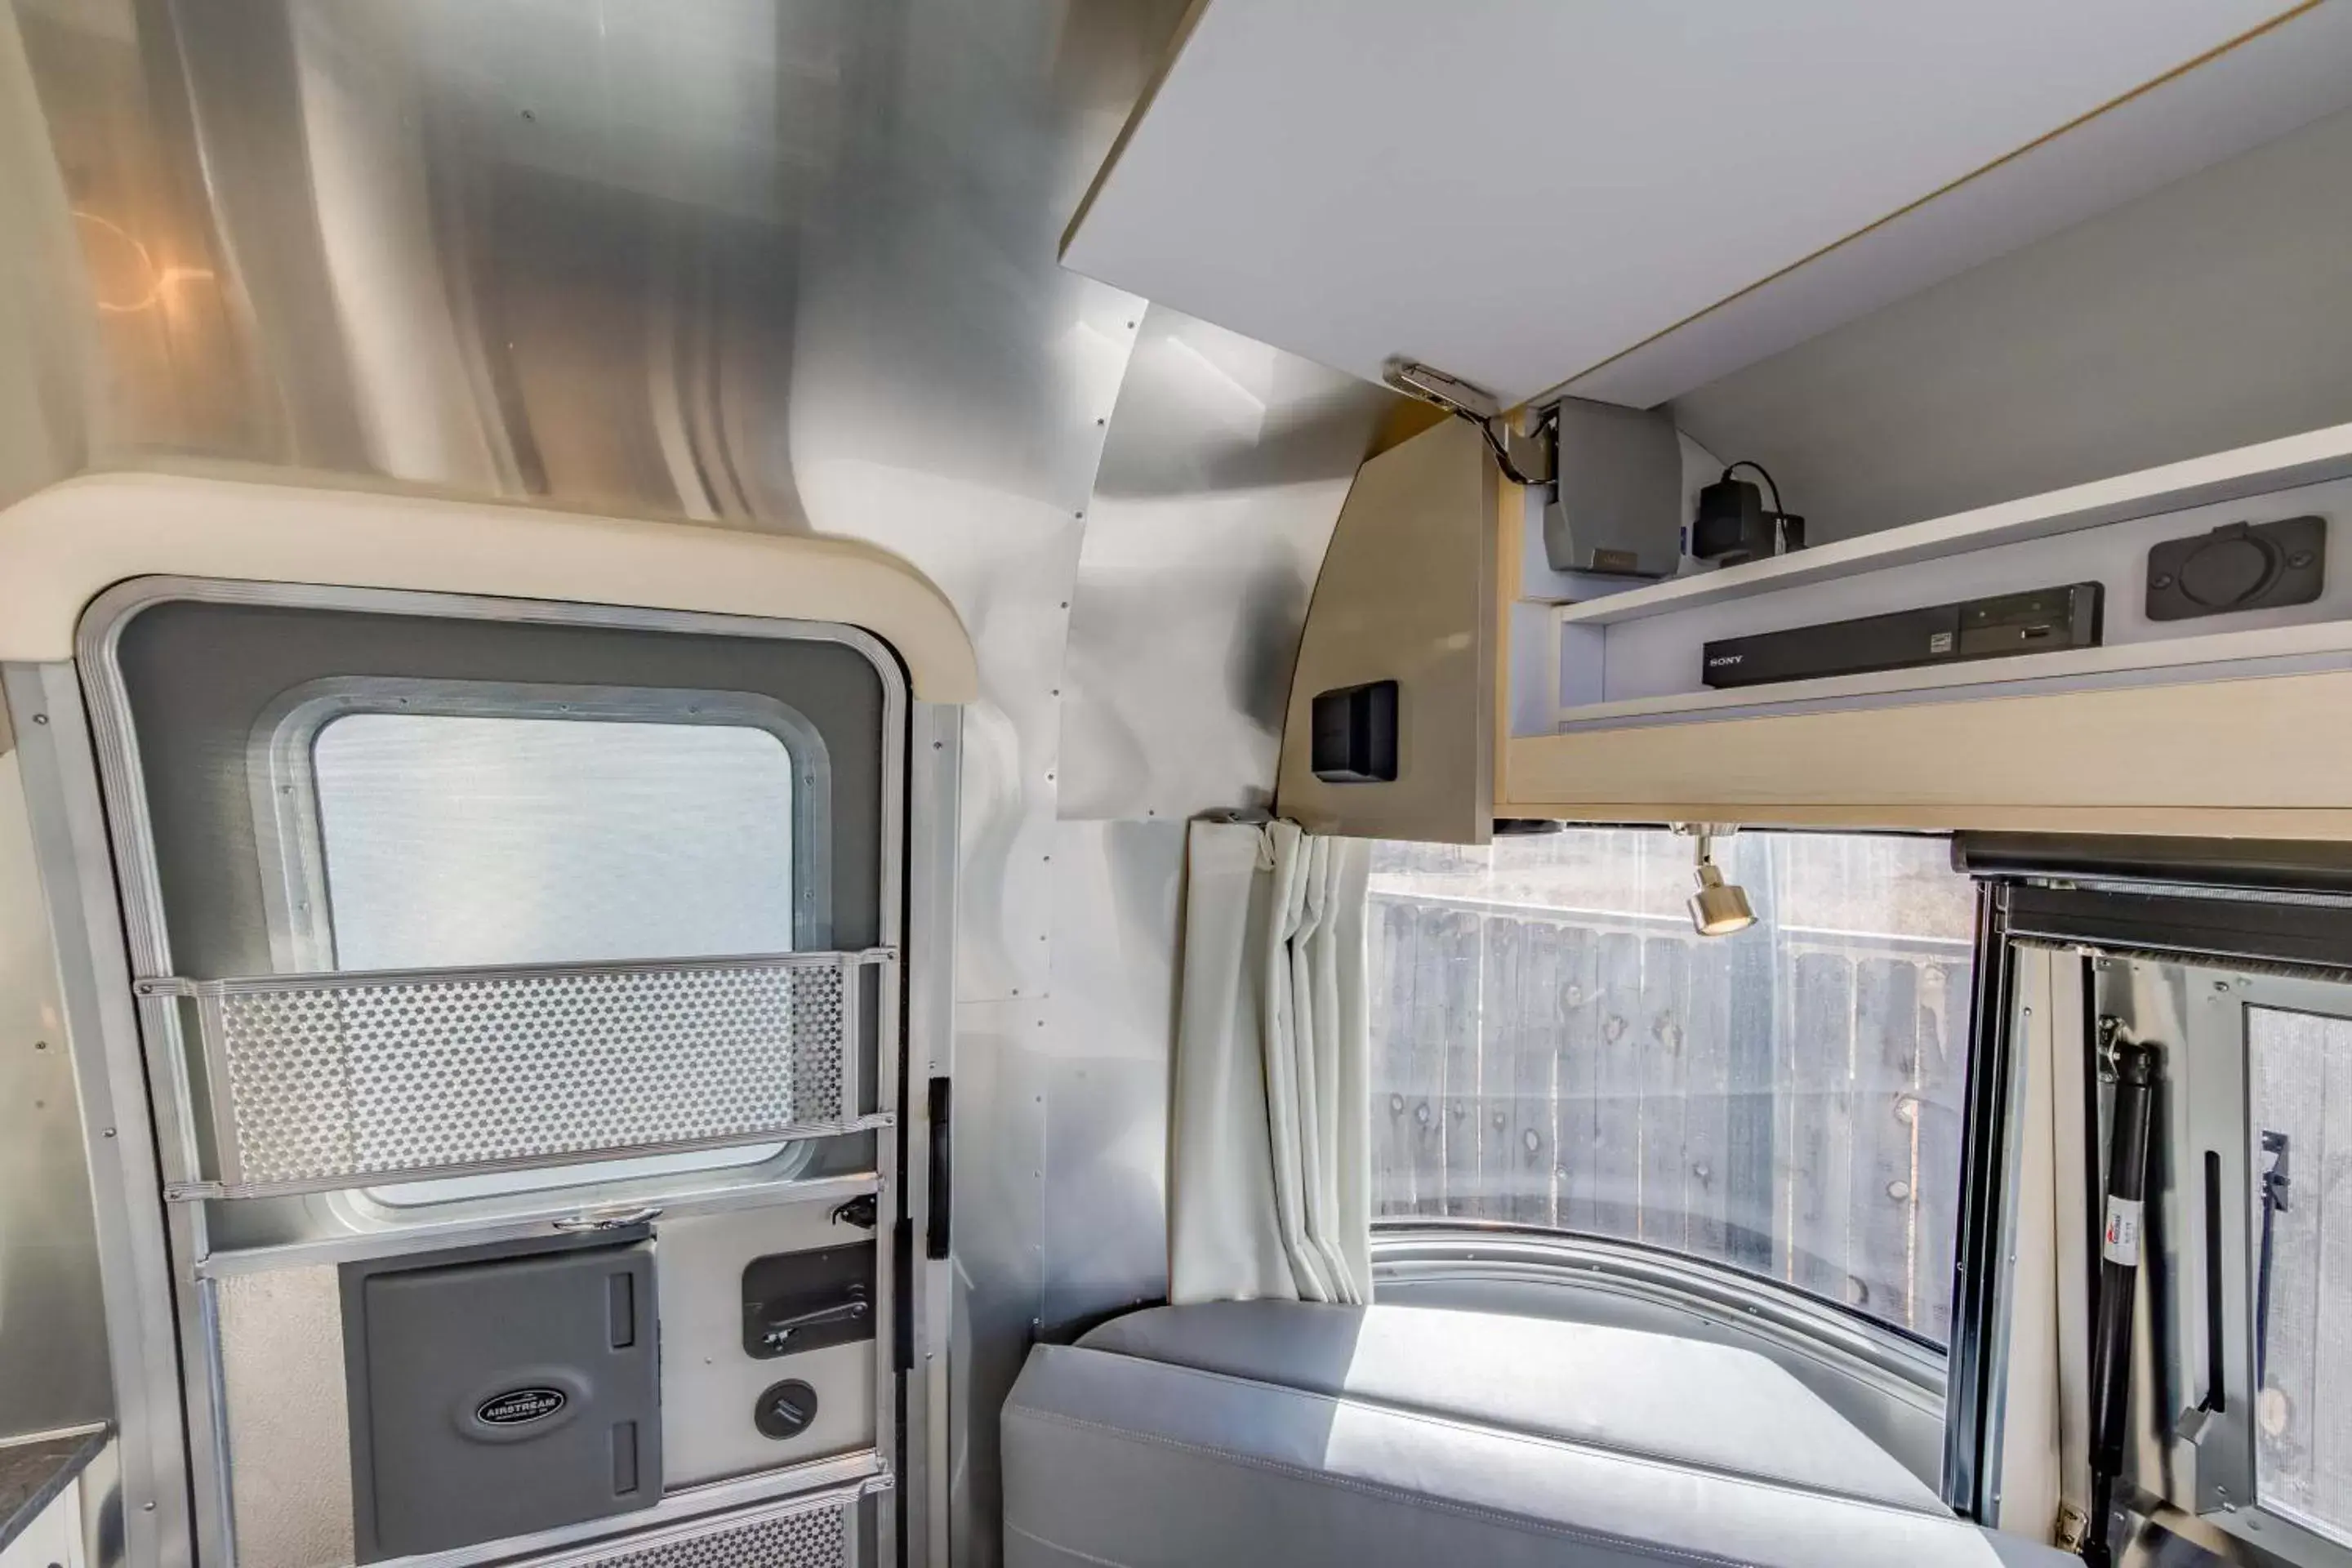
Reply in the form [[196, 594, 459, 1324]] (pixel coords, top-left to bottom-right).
[[1508, 921, 1560, 1227], [1438, 910, 1481, 1215], [1723, 925, 1779, 1274], [1553, 927, 1601, 1235], [1912, 961, 1970, 1343], [1788, 952, 1858, 1305], [1683, 943, 1732, 1261], [1848, 956, 1920, 1327], [1592, 930, 1646, 1241], [1637, 938, 1692, 1251], [1369, 885, 1973, 1344], [1383, 899, 1441, 1214], [1477, 918, 1526, 1221]]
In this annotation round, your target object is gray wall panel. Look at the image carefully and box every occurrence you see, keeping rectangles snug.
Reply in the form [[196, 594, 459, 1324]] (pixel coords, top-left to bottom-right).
[[1038, 821, 1184, 1334], [946, 997, 1047, 1568], [0, 747, 112, 1438], [0, 2, 1375, 1560], [1059, 310, 1390, 822], [1673, 103, 2352, 543]]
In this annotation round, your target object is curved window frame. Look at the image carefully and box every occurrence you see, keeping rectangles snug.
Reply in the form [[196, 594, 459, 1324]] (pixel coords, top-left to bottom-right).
[[1369, 1221, 1951, 1488], [246, 675, 838, 1211], [1371, 1218, 1951, 1379]]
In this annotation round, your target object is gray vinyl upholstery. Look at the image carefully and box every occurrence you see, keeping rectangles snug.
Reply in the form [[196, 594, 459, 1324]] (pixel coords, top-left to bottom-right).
[[1002, 1301, 2072, 1568], [1080, 1299, 1940, 1512]]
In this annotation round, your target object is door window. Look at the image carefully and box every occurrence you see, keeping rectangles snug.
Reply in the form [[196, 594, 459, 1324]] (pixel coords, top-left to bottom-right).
[[314, 712, 799, 969], [267, 685, 831, 1206]]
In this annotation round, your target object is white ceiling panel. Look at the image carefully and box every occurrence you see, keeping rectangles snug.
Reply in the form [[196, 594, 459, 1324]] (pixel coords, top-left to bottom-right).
[[1062, 0, 2302, 406]]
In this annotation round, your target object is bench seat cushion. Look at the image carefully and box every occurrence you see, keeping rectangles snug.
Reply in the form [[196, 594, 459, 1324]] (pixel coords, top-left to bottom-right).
[[1001, 1301, 2069, 1568]]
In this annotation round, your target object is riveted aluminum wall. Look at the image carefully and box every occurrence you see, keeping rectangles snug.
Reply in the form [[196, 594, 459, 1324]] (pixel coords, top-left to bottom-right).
[[0, 3, 1399, 1564]]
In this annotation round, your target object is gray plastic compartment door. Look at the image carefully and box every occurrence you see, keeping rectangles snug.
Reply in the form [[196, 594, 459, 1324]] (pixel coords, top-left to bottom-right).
[[350, 1240, 661, 1559]]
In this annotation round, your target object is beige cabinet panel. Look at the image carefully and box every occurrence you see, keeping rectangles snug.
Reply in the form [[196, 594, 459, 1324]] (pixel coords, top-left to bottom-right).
[[1276, 419, 1495, 844]]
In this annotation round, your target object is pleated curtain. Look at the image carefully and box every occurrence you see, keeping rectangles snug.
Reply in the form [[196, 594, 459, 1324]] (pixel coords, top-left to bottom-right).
[[1168, 817, 1373, 1304]]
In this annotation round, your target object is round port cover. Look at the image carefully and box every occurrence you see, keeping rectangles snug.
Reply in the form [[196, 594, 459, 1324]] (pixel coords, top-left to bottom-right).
[[2179, 532, 2278, 608], [755, 1379, 820, 1441]]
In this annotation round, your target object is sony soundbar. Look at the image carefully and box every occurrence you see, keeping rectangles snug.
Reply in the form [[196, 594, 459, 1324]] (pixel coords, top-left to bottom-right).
[[1700, 583, 2104, 689]]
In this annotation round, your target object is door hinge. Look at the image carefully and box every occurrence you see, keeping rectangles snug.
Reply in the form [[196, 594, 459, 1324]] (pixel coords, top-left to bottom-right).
[[1383, 358, 1555, 486]]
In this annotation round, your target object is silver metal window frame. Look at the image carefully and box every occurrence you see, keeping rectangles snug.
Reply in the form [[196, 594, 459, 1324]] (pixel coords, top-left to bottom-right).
[[44, 574, 915, 1568], [1971, 938, 2067, 1535], [1370, 1224, 1949, 1400], [249, 674, 839, 973]]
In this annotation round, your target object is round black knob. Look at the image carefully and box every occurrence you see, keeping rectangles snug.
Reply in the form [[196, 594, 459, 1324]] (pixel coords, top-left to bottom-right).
[[755, 1379, 820, 1440]]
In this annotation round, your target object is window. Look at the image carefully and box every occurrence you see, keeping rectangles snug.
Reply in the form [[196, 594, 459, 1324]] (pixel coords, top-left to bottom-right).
[[258, 682, 832, 1207], [1368, 828, 1976, 1344], [314, 712, 801, 969], [2247, 1004, 2352, 1546]]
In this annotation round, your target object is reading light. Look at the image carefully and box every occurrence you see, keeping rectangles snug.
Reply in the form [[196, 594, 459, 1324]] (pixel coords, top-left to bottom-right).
[[1682, 826, 1755, 937]]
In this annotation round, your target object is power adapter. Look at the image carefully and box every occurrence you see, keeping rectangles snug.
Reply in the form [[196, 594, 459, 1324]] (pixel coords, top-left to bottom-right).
[[1690, 464, 1805, 566]]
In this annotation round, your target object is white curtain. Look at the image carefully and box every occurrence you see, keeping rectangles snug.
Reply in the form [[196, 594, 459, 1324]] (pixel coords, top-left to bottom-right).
[[1168, 817, 1374, 1305]]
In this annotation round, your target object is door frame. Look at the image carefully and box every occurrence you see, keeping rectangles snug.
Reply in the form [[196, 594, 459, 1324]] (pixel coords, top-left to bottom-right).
[[11, 574, 950, 1568]]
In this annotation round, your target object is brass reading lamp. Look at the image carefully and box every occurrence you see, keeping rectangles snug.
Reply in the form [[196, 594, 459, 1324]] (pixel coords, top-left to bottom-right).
[[1679, 825, 1755, 937]]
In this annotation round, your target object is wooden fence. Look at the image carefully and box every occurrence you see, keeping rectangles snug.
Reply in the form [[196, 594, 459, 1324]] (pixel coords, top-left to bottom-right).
[[1370, 892, 1972, 1343]]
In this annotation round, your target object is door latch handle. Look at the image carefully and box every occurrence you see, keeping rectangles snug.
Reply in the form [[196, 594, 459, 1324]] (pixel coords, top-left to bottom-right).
[[553, 1205, 664, 1232], [760, 1297, 869, 1349]]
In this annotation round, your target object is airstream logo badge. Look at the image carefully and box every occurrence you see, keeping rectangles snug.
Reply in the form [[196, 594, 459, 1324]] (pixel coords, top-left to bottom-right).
[[476, 1388, 567, 1427]]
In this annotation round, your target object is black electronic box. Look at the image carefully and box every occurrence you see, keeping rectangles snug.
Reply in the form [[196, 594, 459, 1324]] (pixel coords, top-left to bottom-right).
[[1700, 584, 2103, 690]]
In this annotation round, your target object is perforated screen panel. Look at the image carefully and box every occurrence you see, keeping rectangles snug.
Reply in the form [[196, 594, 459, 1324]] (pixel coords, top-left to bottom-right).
[[572, 1501, 851, 1568], [160, 954, 879, 1192]]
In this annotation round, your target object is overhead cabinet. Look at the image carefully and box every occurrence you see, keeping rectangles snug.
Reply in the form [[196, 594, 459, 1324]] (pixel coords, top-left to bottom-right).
[[1069, 2, 2352, 842], [1065, 0, 2351, 411]]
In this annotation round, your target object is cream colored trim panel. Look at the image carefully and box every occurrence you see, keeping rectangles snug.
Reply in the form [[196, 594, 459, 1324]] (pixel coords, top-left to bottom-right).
[[0, 469, 979, 702], [1276, 418, 1494, 844], [1506, 667, 2352, 839]]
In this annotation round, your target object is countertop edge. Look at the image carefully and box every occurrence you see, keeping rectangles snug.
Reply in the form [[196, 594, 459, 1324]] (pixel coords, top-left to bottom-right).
[[0, 1426, 111, 1557]]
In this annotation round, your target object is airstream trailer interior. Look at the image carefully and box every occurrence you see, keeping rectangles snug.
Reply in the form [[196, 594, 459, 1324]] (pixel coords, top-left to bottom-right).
[[5, 3, 2352, 1567]]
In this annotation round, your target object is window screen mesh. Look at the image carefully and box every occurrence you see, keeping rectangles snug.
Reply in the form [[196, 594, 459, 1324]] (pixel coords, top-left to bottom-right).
[[315, 714, 798, 970]]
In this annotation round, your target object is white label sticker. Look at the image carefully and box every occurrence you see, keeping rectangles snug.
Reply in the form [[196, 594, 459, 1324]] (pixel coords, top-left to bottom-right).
[[2103, 1196, 2143, 1267]]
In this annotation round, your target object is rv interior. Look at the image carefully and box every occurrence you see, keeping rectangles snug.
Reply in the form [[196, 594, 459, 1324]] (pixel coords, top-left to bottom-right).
[[6, 3, 2352, 1567]]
